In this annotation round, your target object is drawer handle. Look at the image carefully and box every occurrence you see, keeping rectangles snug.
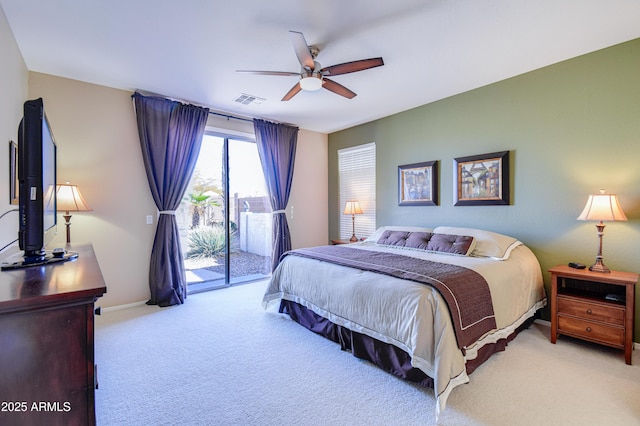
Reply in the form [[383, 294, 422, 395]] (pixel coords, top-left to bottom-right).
[[586, 327, 592, 332], [586, 309, 592, 315]]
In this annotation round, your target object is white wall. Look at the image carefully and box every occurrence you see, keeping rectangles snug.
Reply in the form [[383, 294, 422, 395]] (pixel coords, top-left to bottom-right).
[[288, 129, 329, 249], [0, 7, 28, 250], [29, 73, 157, 308]]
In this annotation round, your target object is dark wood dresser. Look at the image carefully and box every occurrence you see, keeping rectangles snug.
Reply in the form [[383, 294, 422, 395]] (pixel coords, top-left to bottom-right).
[[0, 244, 106, 426]]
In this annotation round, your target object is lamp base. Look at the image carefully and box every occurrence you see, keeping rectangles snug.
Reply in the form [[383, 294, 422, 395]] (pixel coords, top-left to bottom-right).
[[589, 257, 611, 273], [350, 213, 358, 242], [588, 223, 610, 273], [64, 212, 72, 244]]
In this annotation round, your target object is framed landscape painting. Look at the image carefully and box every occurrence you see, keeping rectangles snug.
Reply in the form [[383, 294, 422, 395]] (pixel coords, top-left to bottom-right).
[[398, 160, 438, 206], [453, 151, 509, 206]]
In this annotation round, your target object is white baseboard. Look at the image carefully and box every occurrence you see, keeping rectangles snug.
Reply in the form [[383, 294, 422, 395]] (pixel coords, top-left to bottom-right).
[[533, 319, 640, 349], [101, 300, 147, 313]]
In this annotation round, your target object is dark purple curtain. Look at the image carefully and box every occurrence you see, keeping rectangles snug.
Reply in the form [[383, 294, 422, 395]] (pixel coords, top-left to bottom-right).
[[133, 92, 209, 306], [253, 119, 298, 271]]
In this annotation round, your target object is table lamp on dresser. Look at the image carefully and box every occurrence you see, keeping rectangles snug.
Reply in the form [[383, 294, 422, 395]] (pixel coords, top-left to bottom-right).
[[56, 182, 92, 244]]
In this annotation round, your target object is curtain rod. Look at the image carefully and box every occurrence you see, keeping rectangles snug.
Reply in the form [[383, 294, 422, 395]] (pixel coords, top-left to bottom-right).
[[134, 89, 297, 128], [134, 89, 254, 124], [208, 110, 253, 123]]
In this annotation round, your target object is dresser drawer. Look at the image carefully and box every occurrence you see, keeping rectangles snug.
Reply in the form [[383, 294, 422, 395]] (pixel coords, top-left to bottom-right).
[[557, 296, 624, 326], [558, 316, 624, 347]]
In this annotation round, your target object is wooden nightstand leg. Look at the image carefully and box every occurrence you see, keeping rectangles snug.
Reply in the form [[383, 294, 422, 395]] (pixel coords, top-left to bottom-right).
[[624, 284, 634, 365], [550, 273, 558, 344]]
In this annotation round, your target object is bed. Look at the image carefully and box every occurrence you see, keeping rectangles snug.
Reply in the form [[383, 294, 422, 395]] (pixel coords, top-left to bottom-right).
[[262, 226, 546, 418]]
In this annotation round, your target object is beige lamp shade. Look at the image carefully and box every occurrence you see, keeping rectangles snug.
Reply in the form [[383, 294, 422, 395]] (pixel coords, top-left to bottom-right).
[[343, 200, 363, 215], [56, 183, 92, 213], [577, 191, 627, 222]]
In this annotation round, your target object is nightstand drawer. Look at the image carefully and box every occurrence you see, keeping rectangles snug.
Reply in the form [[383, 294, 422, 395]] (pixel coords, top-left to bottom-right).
[[557, 296, 624, 326], [558, 316, 624, 347]]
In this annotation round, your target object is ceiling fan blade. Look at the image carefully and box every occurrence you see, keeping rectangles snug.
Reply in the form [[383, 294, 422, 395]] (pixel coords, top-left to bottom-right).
[[281, 82, 302, 101], [236, 70, 300, 77], [289, 31, 315, 70], [321, 57, 384, 76], [322, 78, 356, 99]]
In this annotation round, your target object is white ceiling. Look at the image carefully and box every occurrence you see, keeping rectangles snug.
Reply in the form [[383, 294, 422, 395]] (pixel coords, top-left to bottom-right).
[[2, 0, 640, 134]]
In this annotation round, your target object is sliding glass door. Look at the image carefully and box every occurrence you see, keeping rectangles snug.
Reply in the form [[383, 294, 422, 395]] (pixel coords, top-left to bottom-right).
[[178, 133, 272, 292]]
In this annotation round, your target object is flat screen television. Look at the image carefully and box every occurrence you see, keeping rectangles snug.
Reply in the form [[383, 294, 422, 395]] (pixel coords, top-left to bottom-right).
[[18, 98, 57, 263], [1, 98, 78, 270]]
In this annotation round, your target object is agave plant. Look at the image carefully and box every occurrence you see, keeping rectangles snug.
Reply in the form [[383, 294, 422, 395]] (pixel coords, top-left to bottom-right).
[[186, 226, 226, 259]]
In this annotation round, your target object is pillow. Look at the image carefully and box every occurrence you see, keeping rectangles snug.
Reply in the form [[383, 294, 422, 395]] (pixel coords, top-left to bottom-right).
[[376, 230, 475, 256], [432, 226, 522, 260], [364, 225, 433, 243], [376, 230, 432, 250], [427, 233, 476, 256]]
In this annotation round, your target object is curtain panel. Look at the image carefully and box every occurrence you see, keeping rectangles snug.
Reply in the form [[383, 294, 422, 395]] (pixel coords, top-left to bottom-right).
[[253, 119, 298, 271], [132, 92, 209, 306]]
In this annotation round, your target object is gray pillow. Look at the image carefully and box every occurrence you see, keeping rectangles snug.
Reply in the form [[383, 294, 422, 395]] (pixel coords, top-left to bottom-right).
[[376, 230, 475, 256]]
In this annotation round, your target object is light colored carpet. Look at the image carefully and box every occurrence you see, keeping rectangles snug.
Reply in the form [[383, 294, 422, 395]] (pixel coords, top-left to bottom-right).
[[95, 280, 640, 425]]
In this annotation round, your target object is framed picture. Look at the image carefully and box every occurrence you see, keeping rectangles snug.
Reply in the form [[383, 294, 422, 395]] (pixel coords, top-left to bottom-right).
[[9, 141, 18, 205], [454, 150, 509, 206], [398, 160, 438, 206]]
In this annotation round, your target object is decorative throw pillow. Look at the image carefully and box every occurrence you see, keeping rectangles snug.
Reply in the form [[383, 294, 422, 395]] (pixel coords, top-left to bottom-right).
[[432, 226, 522, 260], [376, 230, 432, 250], [364, 226, 433, 243], [426, 233, 475, 256], [376, 230, 475, 256]]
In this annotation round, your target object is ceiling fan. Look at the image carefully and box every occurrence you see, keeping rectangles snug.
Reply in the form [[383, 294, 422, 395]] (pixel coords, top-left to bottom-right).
[[237, 31, 384, 101]]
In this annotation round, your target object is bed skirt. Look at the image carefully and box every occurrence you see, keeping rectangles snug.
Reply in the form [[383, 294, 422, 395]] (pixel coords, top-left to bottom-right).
[[279, 299, 534, 387]]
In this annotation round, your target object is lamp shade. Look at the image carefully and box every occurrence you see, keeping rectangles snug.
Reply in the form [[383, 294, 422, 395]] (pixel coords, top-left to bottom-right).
[[343, 200, 363, 215], [577, 191, 627, 222], [56, 183, 92, 213]]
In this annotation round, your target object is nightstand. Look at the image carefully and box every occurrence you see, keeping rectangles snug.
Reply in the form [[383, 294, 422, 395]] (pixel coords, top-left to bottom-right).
[[549, 265, 638, 364], [330, 239, 351, 245]]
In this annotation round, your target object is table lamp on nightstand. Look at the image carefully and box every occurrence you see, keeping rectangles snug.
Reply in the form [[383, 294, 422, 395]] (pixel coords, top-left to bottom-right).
[[577, 189, 627, 273], [343, 200, 363, 242]]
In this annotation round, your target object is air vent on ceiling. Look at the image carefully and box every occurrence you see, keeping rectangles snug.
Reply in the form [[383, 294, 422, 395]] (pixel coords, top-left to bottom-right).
[[233, 93, 265, 105]]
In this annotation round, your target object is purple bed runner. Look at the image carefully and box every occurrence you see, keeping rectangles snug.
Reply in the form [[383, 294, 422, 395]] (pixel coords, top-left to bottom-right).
[[283, 245, 497, 350]]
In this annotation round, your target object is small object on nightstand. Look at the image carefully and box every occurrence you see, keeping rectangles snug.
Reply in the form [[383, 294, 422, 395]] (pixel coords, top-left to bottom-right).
[[568, 262, 586, 269], [605, 293, 624, 302], [52, 247, 66, 258]]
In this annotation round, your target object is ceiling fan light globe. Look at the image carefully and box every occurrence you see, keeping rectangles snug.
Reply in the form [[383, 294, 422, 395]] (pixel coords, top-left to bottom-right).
[[299, 76, 322, 91]]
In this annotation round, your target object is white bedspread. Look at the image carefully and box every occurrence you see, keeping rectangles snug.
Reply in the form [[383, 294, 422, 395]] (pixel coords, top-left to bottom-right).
[[263, 241, 546, 417]]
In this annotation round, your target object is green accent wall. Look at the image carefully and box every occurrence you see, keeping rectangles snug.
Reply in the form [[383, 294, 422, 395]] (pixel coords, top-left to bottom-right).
[[328, 38, 640, 341]]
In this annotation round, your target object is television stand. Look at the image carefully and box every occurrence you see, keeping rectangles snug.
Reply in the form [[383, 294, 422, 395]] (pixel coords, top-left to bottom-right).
[[0, 243, 106, 425]]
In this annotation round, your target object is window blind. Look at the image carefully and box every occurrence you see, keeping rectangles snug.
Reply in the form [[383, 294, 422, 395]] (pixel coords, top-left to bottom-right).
[[338, 142, 376, 241]]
